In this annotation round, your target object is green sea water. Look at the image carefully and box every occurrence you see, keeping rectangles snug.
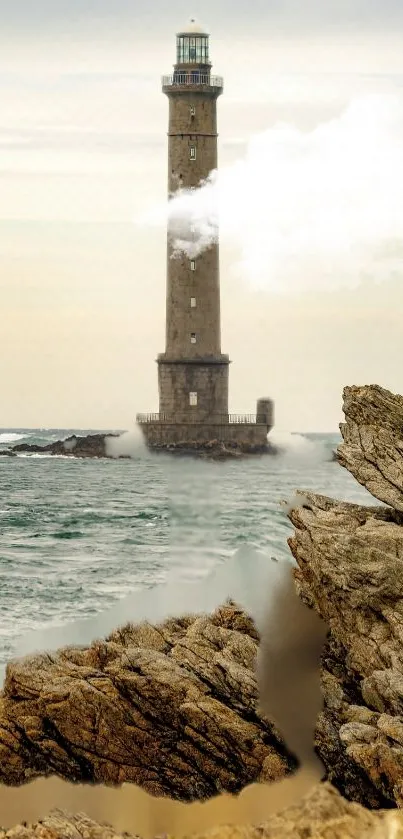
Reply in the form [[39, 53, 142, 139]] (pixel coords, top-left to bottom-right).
[[0, 427, 376, 669]]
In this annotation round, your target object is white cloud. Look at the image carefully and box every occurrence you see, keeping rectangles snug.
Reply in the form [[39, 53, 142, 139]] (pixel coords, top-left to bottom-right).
[[142, 94, 403, 294]]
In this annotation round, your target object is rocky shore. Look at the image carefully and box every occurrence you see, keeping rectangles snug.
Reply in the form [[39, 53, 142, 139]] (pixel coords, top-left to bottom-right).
[[0, 383, 402, 837], [10, 433, 120, 459], [3, 435, 276, 460], [147, 439, 277, 459]]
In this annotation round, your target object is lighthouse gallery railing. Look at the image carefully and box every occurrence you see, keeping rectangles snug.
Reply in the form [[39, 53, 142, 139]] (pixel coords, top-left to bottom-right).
[[136, 413, 265, 425], [162, 74, 223, 89]]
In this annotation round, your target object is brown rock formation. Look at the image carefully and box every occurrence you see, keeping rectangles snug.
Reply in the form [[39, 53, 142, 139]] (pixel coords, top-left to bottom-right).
[[0, 811, 140, 839], [338, 384, 403, 511], [10, 435, 275, 461], [1, 381, 402, 828], [135, 439, 276, 459], [11, 434, 120, 459], [0, 606, 296, 795], [0, 783, 402, 839], [179, 783, 402, 838], [288, 384, 403, 809]]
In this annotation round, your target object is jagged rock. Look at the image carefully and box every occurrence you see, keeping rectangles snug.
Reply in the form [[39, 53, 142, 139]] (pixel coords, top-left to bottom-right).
[[2, 382, 403, 822], [338, 384, 403, 511], [286, 384, 403, 808], [11, 434, 120, 459], [180, 783, 403, 838], [288, 492, 403, 807], [0, 809, 140, 838], [0, 784, 402, 839], [0, 605, 296, 796]]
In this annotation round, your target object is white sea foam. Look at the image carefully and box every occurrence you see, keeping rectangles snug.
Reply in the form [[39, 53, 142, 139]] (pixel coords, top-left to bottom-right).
[[105, 428, 149, 459], [140, 94, 403, 294], [0, 433, 25, 444], [15, 453, 74, 460], [1, 544, 328, 829], [270, 430, 330, 465], [3, 545, 290, 686]]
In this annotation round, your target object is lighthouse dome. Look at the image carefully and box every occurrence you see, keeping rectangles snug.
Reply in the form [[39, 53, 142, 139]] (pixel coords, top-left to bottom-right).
[[177, 17, 209, 35]]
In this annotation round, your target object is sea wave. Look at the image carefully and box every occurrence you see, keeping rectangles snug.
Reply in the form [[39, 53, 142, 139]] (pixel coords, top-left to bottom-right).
[[15, 453, 75, 460], [0, 432, 26, 444], [269, 430, 334, 465]]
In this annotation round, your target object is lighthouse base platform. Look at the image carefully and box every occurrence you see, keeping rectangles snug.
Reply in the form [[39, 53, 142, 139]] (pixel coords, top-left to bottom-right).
[[136, 418, 274, 458]]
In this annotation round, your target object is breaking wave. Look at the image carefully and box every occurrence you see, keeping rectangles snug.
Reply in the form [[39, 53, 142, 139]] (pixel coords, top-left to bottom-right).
[[0, 432, 26, 444]]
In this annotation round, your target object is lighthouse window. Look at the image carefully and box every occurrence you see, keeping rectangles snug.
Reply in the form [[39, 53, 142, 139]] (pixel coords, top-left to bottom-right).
[[177, 36, 209, 65], [189, 392, 198, 406], [190, 297, 196, 307], [190, 105, 196, 116], [189, 38, 196, 61], [190, 332, 197, 343], [190, 260, 196, 271], [189, 146, 196, 160]]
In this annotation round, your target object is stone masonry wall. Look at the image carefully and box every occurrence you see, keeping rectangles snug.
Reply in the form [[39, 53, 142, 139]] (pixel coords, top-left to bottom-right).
[[164, 87, 222, 361], [139, 421, 269, 447], [164, 245, 221, 358], [158, 359, 229, 421]]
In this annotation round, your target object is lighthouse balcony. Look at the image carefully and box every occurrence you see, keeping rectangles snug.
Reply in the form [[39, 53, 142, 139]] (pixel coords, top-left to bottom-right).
[[162, 73, 223, 92], [135, 411, 272, 449], [136, 413, 261, 425]]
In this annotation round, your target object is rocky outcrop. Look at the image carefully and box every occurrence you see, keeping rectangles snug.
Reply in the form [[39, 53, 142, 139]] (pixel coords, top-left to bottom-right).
[[337, 384, 403, 511], [288, 385, 403, 809], [149, 439, 275, 459], [11, 434, 120, 459], [0, 783, 402, 839], [0, 811, 140, 839], [10, 435, 275, 461], [0, 605, 296, 795], [1, 382, 403, 828]]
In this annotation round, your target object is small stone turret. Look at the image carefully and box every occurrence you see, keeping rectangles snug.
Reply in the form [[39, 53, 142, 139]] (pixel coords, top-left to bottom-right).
[[256, 398, 274, 431]]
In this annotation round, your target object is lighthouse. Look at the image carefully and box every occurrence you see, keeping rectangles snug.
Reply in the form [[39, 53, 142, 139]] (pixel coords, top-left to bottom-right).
[[137, 19, 273, 451]]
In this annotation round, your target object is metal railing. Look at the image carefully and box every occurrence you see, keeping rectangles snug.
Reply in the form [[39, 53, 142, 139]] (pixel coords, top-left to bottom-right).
[[229, 414, 258, 424], [162, 73, 223, 89], [136, 413, 264, 425]]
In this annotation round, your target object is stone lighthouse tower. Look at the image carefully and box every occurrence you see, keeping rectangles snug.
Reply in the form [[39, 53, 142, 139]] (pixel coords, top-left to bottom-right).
[[159, 18, 228, 425], [137, 19, 274, 451]]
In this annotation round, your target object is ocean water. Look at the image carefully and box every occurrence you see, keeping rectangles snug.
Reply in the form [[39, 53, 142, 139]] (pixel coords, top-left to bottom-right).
[[0, 427, 377, 669]]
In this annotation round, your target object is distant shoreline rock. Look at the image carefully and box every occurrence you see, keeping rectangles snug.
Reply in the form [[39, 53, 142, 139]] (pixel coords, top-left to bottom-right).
[[10, 433, 121, 459], [3, 433, 337, 462], [150, 439, 279, 459], [8, 434, 279, 461]]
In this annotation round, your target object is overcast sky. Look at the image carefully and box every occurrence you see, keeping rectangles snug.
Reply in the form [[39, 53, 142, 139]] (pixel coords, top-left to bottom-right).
[[1, 0, 402, 431]]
